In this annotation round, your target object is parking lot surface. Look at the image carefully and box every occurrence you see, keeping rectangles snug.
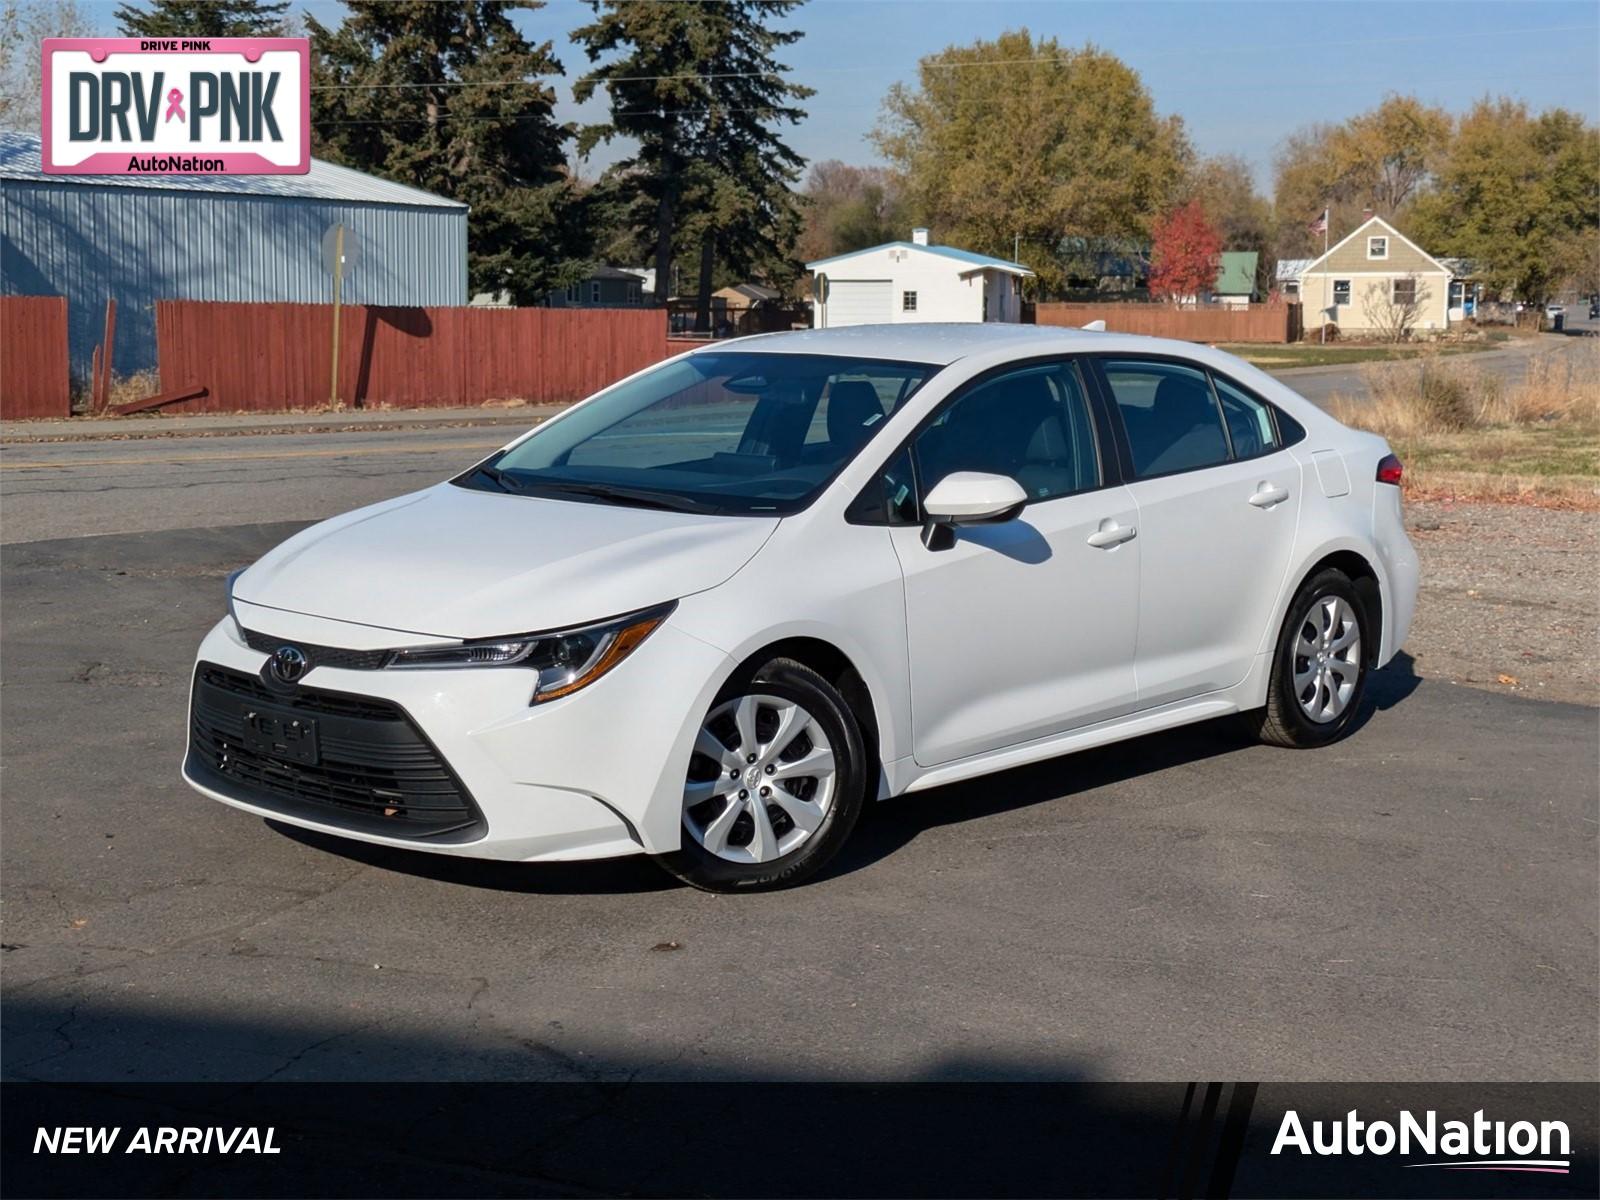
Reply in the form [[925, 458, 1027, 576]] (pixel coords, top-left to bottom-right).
[[2, 520, 1595, 1083]]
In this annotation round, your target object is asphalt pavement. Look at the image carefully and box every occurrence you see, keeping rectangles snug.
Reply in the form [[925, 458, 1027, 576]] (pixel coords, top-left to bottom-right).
[[1, 517, 1595, 1083]]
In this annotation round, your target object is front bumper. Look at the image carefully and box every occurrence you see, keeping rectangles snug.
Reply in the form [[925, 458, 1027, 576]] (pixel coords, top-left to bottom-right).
[[181, 609, 730, 862]]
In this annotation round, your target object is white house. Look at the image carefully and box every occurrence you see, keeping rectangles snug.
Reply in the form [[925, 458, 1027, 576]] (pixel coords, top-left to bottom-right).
[[806, 229, 1034, 327], [1296, 216, 1453, 335]]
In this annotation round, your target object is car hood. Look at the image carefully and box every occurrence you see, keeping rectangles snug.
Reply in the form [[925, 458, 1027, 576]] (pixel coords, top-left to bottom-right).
[[234, 484, 779, 640]]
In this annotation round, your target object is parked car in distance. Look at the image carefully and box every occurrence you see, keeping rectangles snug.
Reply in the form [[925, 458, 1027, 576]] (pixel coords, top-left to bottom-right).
[[185, 325, 1419, 891], [1545, 303, 1565, 319]]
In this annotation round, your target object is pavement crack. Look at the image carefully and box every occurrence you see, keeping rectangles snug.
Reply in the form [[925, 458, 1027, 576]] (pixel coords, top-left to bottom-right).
[[256, 1024, 373, 1083]]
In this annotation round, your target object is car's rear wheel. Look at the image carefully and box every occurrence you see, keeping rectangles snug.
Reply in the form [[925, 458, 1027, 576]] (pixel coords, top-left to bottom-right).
[[1245, 568, 1371, 748], [656, 657, 869, 892]]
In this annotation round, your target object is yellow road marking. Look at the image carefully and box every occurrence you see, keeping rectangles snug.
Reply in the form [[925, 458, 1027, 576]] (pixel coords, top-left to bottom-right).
[[0, 439, 509, 470]]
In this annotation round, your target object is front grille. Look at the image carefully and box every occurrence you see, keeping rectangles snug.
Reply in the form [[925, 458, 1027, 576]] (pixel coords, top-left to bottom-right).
[[241, 627, 391, 671], [187, 665, 485, 842]]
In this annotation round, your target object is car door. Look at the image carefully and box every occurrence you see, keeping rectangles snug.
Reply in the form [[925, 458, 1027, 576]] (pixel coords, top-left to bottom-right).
[[1093, 357, 1302, 708], [881, 359, 1141, 767]]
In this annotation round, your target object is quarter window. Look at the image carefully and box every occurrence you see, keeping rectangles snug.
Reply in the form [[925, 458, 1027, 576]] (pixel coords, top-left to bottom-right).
[[1367, 236, 1388, 259], [1211, 374, 1280, 460], [1332, 279, 1351, 305], [914, 362, 1099, 503], [902, 290, 918, 313], [1100, 360, 1230, 478]]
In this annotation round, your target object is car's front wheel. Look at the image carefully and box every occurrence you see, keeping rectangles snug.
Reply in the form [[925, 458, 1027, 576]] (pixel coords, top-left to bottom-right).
[[656, 657, 868, 892], [1245, 568, 1372, 748]]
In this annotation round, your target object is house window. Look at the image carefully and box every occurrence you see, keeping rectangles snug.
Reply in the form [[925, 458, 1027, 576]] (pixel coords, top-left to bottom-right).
[[1367, 236, 1388, 260], [628, 283, 641, 305], [1282, 280, 1300, 297], [590, 281, 602, 305], [1392, 278, 1417, 306], [902, 290, 918, 313], [1332, 280, 1351, 306], [566, 283, 581, 303]]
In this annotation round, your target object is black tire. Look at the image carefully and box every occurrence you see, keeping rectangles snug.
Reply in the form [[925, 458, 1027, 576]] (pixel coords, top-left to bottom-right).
[[655, 657, 869, 892], [1243, 568, 1372, 748]]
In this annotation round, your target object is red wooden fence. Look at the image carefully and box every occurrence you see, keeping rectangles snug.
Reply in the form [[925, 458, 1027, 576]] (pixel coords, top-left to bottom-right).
[[1, 297, 72, 419], [1034, 302, 1301, 344], [155, 302, 674, 413]]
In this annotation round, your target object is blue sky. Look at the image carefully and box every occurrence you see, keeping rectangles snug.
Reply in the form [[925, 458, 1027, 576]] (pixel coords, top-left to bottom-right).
[[107, 0, 1600, 187]]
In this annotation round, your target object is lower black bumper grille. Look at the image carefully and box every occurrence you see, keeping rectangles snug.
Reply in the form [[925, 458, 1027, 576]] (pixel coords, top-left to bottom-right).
[[187, 664, 486, 842]]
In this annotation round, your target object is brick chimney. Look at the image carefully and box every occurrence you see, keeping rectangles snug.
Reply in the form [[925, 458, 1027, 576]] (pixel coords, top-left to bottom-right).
[[1362, 207, 1375, 222], [912, 228, 929, 246]]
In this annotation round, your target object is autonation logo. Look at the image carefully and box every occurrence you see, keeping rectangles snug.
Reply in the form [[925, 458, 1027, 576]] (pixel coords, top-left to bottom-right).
[[1272, 1108, 1571, 1175]]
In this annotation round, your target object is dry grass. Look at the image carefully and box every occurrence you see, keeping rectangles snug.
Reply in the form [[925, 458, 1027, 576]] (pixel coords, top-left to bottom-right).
[[1329, 341, 1600, 508]]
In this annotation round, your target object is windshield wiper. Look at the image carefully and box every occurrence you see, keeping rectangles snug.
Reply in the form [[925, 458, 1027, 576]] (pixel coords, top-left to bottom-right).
[[461, 462, 523, 493], [532, 481, 715, 513]]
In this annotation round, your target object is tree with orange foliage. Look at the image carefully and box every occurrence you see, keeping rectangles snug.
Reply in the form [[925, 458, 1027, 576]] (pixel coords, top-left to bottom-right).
[[1148, 200, 1223, 304]]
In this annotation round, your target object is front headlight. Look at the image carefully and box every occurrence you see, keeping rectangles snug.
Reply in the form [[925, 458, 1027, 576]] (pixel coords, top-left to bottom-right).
[[384, 603, 675, 704]]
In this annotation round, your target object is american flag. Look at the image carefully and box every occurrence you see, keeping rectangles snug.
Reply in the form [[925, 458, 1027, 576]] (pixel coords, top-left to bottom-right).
[[1308, 209, 1329, 234]]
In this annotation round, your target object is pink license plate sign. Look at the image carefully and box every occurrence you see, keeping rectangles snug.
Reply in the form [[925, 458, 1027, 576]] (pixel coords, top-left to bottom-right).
[[42, 38, 309, 175]]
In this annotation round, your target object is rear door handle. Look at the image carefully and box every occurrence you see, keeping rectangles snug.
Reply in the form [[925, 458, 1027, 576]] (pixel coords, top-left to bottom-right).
[[1248, 483, 1289, 508], [1087, 521, 1137, 548]]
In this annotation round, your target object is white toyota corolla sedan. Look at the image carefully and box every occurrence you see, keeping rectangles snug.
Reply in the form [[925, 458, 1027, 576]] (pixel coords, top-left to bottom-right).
[[185, 325, 1418, 891]]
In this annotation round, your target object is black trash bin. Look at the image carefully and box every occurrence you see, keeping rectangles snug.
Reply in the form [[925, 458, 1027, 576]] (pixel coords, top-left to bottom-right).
[[1553, 312, 1565, 332]]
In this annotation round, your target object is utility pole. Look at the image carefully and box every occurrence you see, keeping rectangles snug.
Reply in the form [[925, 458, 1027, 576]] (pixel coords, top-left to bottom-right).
[[329, 223, 345, 406]]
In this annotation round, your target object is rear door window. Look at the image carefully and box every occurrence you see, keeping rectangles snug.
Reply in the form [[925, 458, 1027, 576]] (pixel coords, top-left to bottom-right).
[[1099, 360, 1230, 479]]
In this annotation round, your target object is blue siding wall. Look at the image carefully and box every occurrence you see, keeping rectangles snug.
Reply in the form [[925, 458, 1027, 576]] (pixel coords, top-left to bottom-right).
[[1, 180, 467, 382]]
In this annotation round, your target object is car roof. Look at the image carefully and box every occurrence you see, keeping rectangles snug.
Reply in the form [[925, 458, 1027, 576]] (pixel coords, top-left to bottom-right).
[[695, 322, 1210, 367], [701, 323, 1096, 365]]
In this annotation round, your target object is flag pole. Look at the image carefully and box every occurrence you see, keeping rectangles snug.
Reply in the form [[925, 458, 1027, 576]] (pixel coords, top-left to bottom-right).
[[1320, 208, 1329, 344]]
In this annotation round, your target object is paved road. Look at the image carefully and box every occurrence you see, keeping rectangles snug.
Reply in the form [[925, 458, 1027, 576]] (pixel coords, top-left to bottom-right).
[[1, 522, 1595, 1083], [0, 334, 1584, 545]]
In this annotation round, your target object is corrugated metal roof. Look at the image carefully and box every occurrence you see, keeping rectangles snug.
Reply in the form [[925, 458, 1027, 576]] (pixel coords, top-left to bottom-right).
[[0, 130, 466, 209], [807, 241, 1035, 276]]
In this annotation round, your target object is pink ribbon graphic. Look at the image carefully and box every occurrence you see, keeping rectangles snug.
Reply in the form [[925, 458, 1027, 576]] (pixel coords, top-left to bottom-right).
[[164, 88, 185, 123]]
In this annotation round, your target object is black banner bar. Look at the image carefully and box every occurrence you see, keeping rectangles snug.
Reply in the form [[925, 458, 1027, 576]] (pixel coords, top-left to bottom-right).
[[3, 1082, 1594, 1198]]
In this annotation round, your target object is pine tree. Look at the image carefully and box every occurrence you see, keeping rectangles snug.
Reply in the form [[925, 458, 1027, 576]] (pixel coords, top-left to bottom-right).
[[572, 1, 810, 327], [309, 1, 587, 302], [116, 0, 290, 38]]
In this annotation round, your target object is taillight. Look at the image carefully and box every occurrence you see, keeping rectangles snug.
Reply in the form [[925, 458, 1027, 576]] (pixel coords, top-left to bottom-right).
[[1376, 453, 1404, 485]]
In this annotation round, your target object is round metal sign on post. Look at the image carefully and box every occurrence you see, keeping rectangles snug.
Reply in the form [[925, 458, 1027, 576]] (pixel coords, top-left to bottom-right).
[[812, 272, 828, 303], [321, 224, 360, 276]]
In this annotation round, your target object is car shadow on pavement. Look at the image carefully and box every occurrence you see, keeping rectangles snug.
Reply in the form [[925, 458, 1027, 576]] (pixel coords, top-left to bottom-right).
[[267, 655, 1423, 893], [821, 651, 1424, 882], [268, 822, 679, 895]]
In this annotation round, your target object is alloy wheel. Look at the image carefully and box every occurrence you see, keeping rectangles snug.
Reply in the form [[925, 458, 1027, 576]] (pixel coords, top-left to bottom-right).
[[1293, 595, 1362, 723], [683, 693, 837, 864]]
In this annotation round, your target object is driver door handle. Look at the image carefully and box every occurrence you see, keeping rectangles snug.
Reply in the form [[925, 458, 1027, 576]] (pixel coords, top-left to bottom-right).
[[1248, 483, 1289, 508], [1086, 522, 1137, 549]]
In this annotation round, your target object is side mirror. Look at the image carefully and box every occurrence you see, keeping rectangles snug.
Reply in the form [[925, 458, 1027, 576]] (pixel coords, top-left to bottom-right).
[[921, 471, 1028, 549]]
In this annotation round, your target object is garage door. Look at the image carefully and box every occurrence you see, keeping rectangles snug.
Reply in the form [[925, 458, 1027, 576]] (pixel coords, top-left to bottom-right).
[[825, 279, 893, 327]]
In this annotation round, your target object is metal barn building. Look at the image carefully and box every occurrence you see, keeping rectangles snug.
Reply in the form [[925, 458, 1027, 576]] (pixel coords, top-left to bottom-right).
[[0, 131, 467, 381]]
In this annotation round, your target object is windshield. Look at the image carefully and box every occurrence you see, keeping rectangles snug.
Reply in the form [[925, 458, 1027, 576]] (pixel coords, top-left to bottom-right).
[[455, 352, 938, 515]]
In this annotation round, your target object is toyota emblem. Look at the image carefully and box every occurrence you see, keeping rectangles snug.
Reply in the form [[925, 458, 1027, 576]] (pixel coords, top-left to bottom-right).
[[270, 645, 309, 684]]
